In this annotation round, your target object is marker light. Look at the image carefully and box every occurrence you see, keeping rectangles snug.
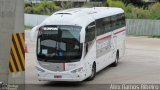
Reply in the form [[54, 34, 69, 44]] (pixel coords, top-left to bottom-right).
[[71, 67, 83, 73], [36, 66, 45, 72]]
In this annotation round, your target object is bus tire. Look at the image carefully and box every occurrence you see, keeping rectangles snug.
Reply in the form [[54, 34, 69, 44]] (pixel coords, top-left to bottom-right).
[[111, 51, 119, 67], [87, 63, 96, 81]]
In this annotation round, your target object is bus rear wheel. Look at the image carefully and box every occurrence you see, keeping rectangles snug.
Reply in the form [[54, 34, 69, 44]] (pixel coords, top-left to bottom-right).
[[111, 51, 119, 67], [87, 63, 96, 81]]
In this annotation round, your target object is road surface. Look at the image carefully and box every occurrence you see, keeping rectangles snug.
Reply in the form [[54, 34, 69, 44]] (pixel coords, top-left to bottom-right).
[[25, 30, 160, 89]]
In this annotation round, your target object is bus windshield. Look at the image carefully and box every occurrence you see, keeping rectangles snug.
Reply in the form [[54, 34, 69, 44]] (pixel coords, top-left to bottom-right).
[[37, 25, 82, 63]]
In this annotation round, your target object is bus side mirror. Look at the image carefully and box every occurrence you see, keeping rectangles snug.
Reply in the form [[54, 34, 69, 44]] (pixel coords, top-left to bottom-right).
[[30, 26, 39, 42], [80, 28, 85, 43]]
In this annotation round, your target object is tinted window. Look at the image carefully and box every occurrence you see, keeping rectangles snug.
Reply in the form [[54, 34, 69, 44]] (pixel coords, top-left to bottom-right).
[[110, 13, 126, 30], [37, 25, 82, 63], [85, 22, 96, 42], [95, 13, 126, 36], [96, 17, 112, 36], [104, 16, 112, 33], [111, 15, 117, 30], [120, 13, 126, 27], [96, 18, 104, 36]]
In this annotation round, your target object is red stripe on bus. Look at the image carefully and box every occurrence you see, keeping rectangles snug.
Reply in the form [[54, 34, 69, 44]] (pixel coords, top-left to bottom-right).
[[96, 29, 125, 42], [96, 35, 112, 42], [114, 29, 125, 35]]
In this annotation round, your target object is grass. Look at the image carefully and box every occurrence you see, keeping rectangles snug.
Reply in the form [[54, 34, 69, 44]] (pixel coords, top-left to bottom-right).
[[148, 35, 160, 38], [127, 35, 160, 38], [25, 26, 32, 30]]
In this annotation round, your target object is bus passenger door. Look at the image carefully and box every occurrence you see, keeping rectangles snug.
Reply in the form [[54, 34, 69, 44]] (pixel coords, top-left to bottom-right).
[[83, 21, 96, 77], [111, 32, 117, 62], [83, 42, 96, 77]]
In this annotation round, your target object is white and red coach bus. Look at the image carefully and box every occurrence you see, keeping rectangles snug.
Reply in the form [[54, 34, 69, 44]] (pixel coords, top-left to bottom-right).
[[31, 7, 126, 82]]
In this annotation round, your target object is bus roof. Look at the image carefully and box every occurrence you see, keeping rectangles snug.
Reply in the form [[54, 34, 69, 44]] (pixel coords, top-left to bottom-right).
[[40, 7, 124, 27]]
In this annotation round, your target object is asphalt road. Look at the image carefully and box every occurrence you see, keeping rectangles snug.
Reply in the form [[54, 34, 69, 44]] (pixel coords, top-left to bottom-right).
[[25, 30, 160, 89]]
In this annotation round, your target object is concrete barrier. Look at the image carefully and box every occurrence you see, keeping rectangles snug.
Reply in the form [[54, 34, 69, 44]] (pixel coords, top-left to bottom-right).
[[0, 0, 24, 86], [25, 14, 49, 27], [126, 19, 160, 36]]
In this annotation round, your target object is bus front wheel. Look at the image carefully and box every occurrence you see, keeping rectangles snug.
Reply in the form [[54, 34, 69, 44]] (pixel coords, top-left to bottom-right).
[[87, 63, 96, 81]]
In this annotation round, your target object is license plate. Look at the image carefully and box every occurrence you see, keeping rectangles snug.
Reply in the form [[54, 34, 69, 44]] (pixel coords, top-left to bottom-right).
[[54, 75, 62, 78]]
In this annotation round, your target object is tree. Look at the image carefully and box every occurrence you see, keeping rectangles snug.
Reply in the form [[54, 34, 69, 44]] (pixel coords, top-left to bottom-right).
[[25, 0, 61, 15], [61, 1, 73, 9], [107, 0, 125, 10], [110, 0, 145, 6], [149, 3, 160, 19]]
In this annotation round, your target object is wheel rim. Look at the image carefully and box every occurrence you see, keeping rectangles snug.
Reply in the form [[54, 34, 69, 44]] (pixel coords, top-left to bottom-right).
[[115, 54, 118, 64], [115, 57, 118, 64], [91, 66, 95, 78]]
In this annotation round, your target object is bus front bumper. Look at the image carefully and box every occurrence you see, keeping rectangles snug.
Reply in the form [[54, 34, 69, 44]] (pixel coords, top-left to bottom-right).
[[38, 72, 85, 82]]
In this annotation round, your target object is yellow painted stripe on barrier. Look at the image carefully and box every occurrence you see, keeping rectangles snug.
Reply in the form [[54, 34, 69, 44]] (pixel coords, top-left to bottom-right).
[[8, 69, 10, 73], [13, 33, 25, 67], [9, 55, 16, 72], [9, 32, 25, 73], [19, 33, 25, 67], [19, 33, 24, 48], [11, 43, 22, 71]]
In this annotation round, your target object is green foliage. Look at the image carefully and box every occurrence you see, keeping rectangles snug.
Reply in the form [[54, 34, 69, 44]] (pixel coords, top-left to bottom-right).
[[132, 8, 151, 19], [61, 1, 73, 9], [125, 4, 134, 13], [25, 6, 33, 14], [25, 0, 160, 19], [107, 0, 125, 10], [112, 0, 145, 6], [25, 26, 32, 30], [149, 3, 160, 19], [25, 1, 61, 15], [148, 35, 160, 38], [82, 4, 95, 8], [106, 0, 160, 19]]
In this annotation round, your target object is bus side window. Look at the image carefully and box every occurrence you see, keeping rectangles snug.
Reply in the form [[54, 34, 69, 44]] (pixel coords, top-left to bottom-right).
[[85, 22, 95, 55], [85, 22, 95, 42], [116, 14, 120, 29], [104, 16, 111, 33], [119, 13, 126, 28], [111, 15, 117, 31], [122, 13, 126, 26], [96, 18, 103, 36]]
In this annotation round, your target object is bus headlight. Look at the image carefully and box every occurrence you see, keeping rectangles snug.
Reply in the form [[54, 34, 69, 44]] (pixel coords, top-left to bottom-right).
[[71, 67, 83, 73], [36, 66, 45, 72]]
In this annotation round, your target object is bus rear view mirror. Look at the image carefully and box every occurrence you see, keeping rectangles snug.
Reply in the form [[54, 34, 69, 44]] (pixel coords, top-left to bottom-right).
[[30, 26, 39, 42], [80, 28, 85, 43]]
